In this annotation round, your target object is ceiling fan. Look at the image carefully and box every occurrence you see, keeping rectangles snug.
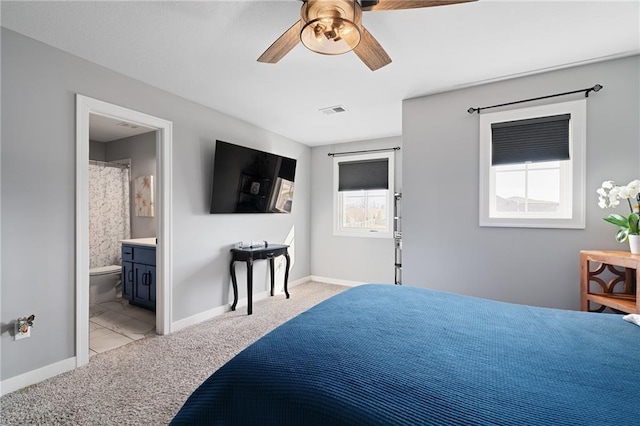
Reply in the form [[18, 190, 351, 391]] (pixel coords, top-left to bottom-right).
[[257, 0, 476, 71]]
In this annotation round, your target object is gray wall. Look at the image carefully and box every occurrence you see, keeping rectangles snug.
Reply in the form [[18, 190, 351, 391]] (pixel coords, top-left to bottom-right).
[[106, 131, 157, 239], [1, 28, 311, 381], [89, 139, 106, 161], [402, 55, 640, 310], [311, 136, 402, 283]]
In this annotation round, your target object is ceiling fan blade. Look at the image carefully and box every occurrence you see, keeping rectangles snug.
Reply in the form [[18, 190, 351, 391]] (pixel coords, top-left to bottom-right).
[[353, 27, 391, 71], [361, 0, 476, 12], [257, 20, 303, 64]]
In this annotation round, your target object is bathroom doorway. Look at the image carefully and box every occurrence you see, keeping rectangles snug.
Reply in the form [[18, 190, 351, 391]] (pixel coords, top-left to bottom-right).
[[88, 115, 157, 357], [76, 95, 173, 367]]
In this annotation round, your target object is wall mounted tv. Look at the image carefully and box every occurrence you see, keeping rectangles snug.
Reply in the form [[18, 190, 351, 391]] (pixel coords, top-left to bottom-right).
[[210, 140, 297, 214]]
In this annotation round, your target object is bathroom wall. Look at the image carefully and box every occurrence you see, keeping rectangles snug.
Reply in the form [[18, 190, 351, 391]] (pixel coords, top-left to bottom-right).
[[106, 131, 157, 239], [89, 140, 106, 161]]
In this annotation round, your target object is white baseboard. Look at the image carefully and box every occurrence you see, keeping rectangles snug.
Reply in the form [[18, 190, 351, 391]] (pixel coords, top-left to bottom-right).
[[0, 357, 76, 396], [289, 276, 312, 287], [310, 275, 365, 287], [171, 276, 312, 332], [0, 276, 348, 395], [170, 303, 229, 333]]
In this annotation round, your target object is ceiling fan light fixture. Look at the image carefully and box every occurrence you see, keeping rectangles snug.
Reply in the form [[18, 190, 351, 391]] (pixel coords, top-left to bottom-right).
[[301, 17, 360, 55], [300, 0, 362, 55]]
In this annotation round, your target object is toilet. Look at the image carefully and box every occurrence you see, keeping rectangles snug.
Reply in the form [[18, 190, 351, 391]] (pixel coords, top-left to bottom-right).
[[89, 265, 122, 305]]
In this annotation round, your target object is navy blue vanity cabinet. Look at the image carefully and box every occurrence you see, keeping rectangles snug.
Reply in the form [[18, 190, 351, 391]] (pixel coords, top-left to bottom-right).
[[121, 243, 156, 311], [122, 261, 134, 300], [134, 263, 156, 309]]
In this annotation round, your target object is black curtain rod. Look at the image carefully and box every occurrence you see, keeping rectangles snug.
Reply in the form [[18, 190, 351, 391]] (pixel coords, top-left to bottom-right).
[[327, 146, 401, 157], [467, 84, 603, 114]]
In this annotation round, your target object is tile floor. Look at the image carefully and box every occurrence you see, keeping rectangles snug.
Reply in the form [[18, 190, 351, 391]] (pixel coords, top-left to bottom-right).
[[89, 298, 156, 357]]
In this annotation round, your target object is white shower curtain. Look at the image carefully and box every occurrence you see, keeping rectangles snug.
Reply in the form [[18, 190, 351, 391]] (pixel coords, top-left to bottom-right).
[[89, 163, 131, 269]]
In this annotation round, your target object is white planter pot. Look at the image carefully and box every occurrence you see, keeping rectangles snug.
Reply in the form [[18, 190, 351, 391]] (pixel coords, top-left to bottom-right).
[[629, 235, 640, 255]]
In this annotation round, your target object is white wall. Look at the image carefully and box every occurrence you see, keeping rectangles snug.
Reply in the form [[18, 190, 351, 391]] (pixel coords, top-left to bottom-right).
[[402, 55, 640, 310], [1, 28, 311, 382], [310, 136, 402, 284]]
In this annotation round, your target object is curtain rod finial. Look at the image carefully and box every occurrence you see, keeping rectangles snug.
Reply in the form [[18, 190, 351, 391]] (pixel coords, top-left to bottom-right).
[[468, 107, 478, 114], [586, 84, 603, 97]]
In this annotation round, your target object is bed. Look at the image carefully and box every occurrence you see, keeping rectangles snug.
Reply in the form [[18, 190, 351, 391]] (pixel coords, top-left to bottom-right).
[[171, 284, 640, 425]]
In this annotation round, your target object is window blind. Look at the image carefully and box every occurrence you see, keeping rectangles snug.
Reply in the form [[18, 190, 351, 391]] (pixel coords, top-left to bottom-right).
[[491, 113, 570, 166], [338, 158, 389, 191]]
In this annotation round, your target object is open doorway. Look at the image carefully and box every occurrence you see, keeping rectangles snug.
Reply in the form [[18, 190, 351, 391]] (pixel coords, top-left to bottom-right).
[[88, 115, 157, 357], [76, 95, 173, 367]]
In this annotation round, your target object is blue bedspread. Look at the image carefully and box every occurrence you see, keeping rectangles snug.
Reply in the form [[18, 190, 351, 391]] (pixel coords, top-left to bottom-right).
[[171, 284, 640, 425]]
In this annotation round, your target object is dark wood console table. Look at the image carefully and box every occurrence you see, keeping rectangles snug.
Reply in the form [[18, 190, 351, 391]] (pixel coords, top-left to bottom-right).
[[580, 250, 639, 314], [230, 244, 290, 315]]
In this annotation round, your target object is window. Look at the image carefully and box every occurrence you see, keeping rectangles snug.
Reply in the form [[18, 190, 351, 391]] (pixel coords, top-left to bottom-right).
[[333, 151, 395, 238], [479, 99, 586, 228]]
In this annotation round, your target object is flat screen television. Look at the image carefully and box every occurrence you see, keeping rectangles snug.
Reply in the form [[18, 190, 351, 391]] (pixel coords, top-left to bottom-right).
[[210, 140, 297, 214]]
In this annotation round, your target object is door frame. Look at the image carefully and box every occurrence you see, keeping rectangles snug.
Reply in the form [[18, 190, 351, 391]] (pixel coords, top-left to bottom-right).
[[75, 95, 173, 367]]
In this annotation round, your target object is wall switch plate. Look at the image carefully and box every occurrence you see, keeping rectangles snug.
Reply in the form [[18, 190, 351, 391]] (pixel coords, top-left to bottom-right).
[[15, 323, 31, 340]]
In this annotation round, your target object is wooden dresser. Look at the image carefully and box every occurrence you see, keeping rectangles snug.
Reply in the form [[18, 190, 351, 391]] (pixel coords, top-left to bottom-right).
[[580, 250, 640, 314]]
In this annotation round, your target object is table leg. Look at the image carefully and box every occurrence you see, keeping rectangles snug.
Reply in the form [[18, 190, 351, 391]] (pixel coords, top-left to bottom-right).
[[579, 254, 588, 312], [269, 258, 275, 296], [284, 252, 290, 299], [230, 260, 238, 311], [247, 258, 253, 315]]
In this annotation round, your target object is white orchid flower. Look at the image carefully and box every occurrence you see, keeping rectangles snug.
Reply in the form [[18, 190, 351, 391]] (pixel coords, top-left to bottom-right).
[[600, 179, 640, 243], [626, 180, 640, 198], [618, 187, 631, 199], [610, 186, 621, 197], [598, 198, 608, 209]]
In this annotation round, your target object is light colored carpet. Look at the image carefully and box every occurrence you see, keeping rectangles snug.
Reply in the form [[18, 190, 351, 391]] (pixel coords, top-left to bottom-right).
[[0, 281, 347, 425]]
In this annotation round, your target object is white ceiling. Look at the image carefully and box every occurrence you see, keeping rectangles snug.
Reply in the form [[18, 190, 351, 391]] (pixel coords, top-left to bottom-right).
[[2, 1, 639, 146]]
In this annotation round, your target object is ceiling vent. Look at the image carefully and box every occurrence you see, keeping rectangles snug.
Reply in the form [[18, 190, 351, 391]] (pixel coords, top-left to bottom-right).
[[117, 121, 140, 129], [320, 105, 348, 115]]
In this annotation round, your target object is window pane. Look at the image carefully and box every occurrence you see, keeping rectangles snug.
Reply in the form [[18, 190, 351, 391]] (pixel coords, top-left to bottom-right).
[[340, 190, 388, 230], [494, 165, 561, 213], [495, 170, 525, 212], [366, 193, 387, 230], [342, 191, 365, 227], [528, 169, 560, 211]]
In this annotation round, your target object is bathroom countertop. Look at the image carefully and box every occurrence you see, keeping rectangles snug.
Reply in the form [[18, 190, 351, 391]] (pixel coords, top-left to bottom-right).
[[120, 237, 156, 247]]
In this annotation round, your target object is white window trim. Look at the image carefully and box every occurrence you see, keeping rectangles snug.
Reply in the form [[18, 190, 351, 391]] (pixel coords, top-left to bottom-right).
[[479, 99, 586, 229], [333, 151, 395, 238]]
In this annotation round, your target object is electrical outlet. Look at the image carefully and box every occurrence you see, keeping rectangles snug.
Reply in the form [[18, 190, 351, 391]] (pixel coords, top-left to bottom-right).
[[15, 322, 31, 340]]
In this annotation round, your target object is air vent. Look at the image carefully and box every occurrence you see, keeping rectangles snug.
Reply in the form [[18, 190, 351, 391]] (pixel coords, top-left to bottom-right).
[[117, 122, 140, 129], [319, 105, 348, 115]]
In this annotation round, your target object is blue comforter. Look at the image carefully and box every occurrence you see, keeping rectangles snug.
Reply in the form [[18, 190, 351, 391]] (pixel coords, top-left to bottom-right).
[[172, 284, 640, 425]]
